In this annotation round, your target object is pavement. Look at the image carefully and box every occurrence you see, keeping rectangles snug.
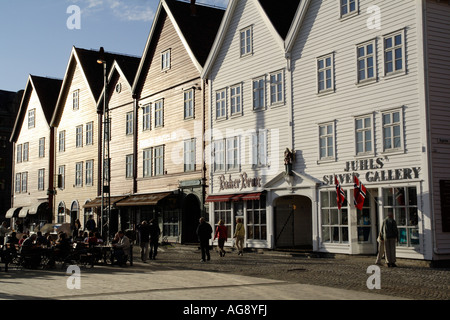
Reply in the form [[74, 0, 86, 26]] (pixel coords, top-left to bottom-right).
[[0, 243, 449, 303]]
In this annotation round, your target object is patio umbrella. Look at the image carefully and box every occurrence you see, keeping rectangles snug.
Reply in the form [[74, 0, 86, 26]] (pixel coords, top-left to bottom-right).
[[56, 223, 72, 235], [39, 223, 57, 234]]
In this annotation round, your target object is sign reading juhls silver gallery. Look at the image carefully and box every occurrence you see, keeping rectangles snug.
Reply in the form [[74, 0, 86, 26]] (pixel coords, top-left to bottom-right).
[[322, 157, 421, 185]]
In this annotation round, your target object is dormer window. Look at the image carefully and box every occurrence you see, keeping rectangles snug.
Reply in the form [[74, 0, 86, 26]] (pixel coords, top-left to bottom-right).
[[28, 109, 35, 128], [240, 26, 253, 57]]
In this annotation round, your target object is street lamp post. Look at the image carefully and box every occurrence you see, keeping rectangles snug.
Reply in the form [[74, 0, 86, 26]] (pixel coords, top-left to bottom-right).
[[98, 47, 111, 243]]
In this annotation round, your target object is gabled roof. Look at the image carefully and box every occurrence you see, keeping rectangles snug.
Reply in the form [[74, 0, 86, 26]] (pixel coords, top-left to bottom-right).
[[51, 47, 139, 127], [132, 0, 225, 97], [10, 75, 62, 142], [258, 0, 301, 40]]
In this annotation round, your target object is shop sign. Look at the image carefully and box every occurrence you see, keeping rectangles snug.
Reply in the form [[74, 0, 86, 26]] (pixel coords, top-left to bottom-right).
[[322, 157, 421, 185], [219, 172, 262, 191]]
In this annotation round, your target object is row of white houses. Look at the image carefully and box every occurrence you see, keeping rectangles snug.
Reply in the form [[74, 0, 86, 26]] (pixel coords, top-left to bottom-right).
[[7, 0, 450, 263]]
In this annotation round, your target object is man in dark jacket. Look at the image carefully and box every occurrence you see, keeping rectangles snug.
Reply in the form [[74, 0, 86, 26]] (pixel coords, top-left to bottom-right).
[[137, 221, 150, 262], [148, 219, 161, 260], [196, 217, 212, 262]]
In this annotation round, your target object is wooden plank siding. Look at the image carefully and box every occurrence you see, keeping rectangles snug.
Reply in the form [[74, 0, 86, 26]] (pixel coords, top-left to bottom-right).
[[136, 8, 206, 195], [54, 62, 99, 223], [13, 88, 51, 207], [425, 0, 450, 252], [207, 0, 291, 194]]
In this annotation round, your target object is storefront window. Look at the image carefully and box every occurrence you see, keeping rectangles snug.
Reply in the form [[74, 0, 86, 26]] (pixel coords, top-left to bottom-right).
[[163, 210, 179, 237], [383, 187, 419, 247], [214, 202, 232, 238], [321, 190, 348, 243], [357, 195, 371, 243], [247, 196, 267, 240]]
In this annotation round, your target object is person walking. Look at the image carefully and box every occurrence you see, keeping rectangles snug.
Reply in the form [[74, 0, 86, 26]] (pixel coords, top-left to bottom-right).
[[233, 217, 245, 256], [137, 221, 150, 262], [148, 219, 161, 260], [0, 221, 11, 246], [380, 210, 399, 267], [196, 217, 212, 262], [214, 220, 227, 257]]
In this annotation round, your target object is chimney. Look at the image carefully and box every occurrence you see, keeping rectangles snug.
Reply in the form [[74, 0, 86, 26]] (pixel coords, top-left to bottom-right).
[[190, 0, 197, 16]]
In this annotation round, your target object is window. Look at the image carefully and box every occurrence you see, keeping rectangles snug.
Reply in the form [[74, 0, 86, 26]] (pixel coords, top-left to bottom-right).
[[184, 139, 196, 172], [214, 202, 232, 238], [126, 112, 133, 135], [226, 136, 239, 171], [23, 142, 29, 162], [230, 84, 242, 115], [321, 190, 349, 243], [58, 165, 65, 189], [319, 123, 335, 160], [252, 77, 265, 110], [57, 202, 66, 223], [59, 130, 65, 152], [384, 30, 405, 76], [216, 89, 226, 119], [39, 138, 45, 158], [357, 40, 376, 83], [153, 146, 164, 176], [213, 140, 224, 172], [16, 144, 22, 163], [143, 104, 151, 131], [75, 162, 83, 187], [76, 125, 83, 148], [163, 210, 179, 237], [247, 196, 267, 240], [184, 89, 194, 119], [382, 109, 402, 152], [251, 130, 268, 167], [15, 173, 21, 193], [161, 49, 171, 71], [154, 100, 163, 128], [85, 160, 93, 186], [317, 54, 334, 93], [240, 26, 252, 57], [340, 0, 358, 17], [143, 148, 152, 178], [355, 115, 373, 155], [126, 154, 133, 179], [73, 90, 79, 110], [86, 122, 93, 145], [28, 109, 35, 128], [103, 158, 110, 182], [357, 193, 372, 243], [383, 187, 419, 247], [38, 169, 45, 191], [21, 172, 28, 193], [270, 71, 284, 105]]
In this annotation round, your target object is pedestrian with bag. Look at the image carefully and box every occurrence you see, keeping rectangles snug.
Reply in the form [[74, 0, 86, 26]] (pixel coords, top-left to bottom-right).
[[196, 217, 212, 262], [233, 217, 245, 256], [380, 210, 399, 267], [214, 220, 227, 257]]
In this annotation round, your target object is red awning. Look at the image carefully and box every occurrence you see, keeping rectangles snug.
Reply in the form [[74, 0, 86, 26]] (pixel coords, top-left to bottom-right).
[[206, 192, 263, 202]]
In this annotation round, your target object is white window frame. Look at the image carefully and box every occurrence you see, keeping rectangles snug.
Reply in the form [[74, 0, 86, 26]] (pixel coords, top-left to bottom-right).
[[39, 137, 45, 158], [153, 145, 164, 176], [126, 154, 133, 179], [230, 84, 242, 116], [23, 142, 29, 162], [251, 129, 268, 167], [85, 160, 94, 186], [16, 144, 22, 163], [38, 168, 45, 191], [143, 148, 152, 178], [75, 162, 83, 187], [76, 125, 83, 148], [215, 89, 227, 119], [340, 0, 358, 18], [161, 49, 171, 71], [317, 53, 334, 94], [21, 172, 28, 193], [73, 90, 79, 110], [213, 140, 225, 172], [383, 29, 406, 77], [15, 173, 21, 193], [28, 109, 35, 128], [226, 136, 240, 172], [86, 122, 93, 145], [59, 130, 65, 152], [269, 70, 284, 106], [318, 122, 336, 161], [184, 89, 194, 119], [126, 111, 134, 135], [356, 39, 376, 84], [154, 99, 164, 128], [354, 114, 374, 156], [240, 26, 253, 57], [252, 77, 265, 110], [58, 165, 65, 190], [143, 104, 151, 131], [381, 108, 404, 153], [184, 138, 196, 172]]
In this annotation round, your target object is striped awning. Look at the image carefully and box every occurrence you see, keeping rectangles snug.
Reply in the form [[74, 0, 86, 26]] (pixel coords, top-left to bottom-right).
[[5, 207, 21, 219], [206, 192, 263, 202]]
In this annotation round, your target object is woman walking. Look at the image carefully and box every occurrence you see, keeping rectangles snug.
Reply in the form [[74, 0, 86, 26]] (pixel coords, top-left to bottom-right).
[[214, 220, 227, 257], [233, 217, 245, 256]]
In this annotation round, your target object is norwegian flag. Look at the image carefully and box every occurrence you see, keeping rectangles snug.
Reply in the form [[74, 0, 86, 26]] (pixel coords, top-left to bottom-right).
[[353, 175, 367, 210], [335, 176, 346, 210]]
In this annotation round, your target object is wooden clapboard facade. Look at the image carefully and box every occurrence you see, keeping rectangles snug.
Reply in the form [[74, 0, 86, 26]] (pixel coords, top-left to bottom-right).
[[130, 0, 224, 243], [9, 75, 62, 229]]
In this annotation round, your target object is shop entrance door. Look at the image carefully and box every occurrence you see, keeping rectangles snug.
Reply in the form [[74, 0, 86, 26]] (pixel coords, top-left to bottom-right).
[[274, 195, 312, 249], [182, 194, 201, 244]]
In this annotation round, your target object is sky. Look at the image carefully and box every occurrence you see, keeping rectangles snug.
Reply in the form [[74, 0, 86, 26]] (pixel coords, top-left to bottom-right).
[[0, 0, 229, 93]]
